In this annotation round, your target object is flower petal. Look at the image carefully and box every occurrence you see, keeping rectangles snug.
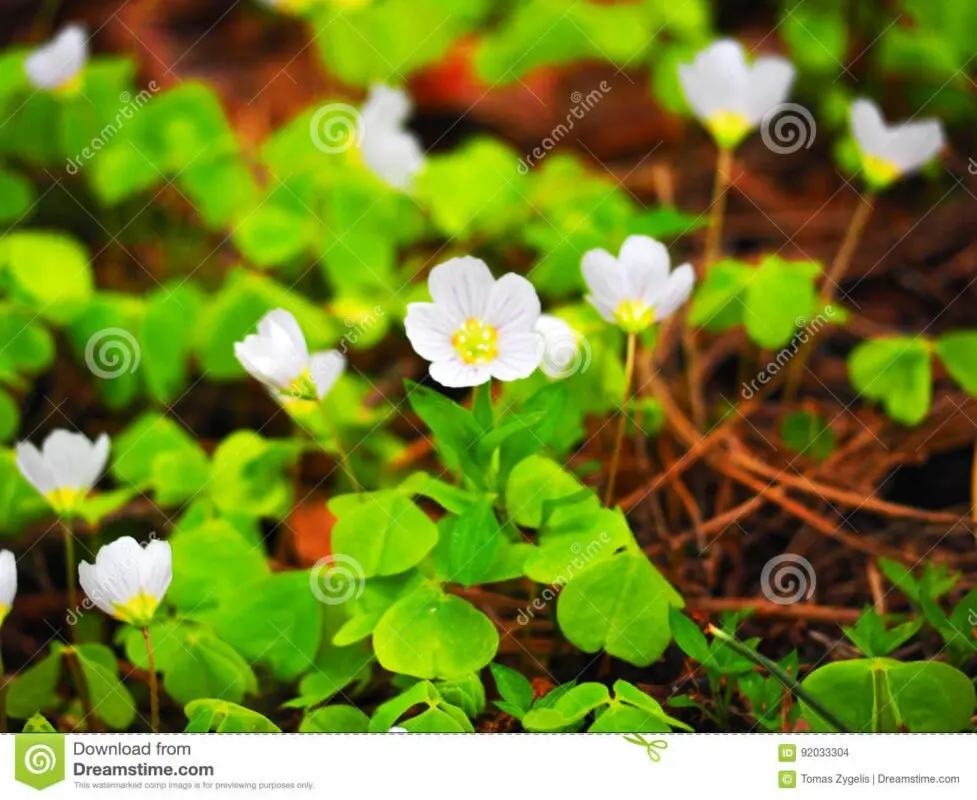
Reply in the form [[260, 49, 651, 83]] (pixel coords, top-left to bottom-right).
[[0, 549, 16, 607], [651, 263, 696, 321], [887, 119, 945, 174], [79, 561, 117, 617], [258, 308, 309, 363], [619, 235, 671, 304], [15, 441, 56, 496], [25, 25, 88, 90], [404, 302, 457, 362], [428, 358, 491, 388], [535, 315, 581, 379], [484, 273, 541, 332], [141, 540, 172, 602], [746, 56, 795, 124], [310, 350, 346, 398], [582, 247, 630, 310], [489, 329, 542, 382], [680, 39, 750, 120], [427, 257, 494, 323], [850, 98, 888, 158]]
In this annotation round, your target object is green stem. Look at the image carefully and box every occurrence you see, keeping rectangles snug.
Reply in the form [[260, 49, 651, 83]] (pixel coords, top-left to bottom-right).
[[64, 647, 97, 731], [143, 627, 159, 733], [0, 648, 7, 734], [708, 624, 851, 733], [320, 403, 361, 494], [60, 518, 78, 642], [605, 332, 637, 506], [703, 146, 733, 273]]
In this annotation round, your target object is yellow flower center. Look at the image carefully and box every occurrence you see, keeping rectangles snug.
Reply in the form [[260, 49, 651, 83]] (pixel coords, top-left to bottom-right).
[[112, 591, 160, 628], [451, 318, 499, 365], [0, 603, 9, 629], [284, 369, 319, 403], [705, 110, 753, 150], [614, 299, 655, 333], [53, 72, 83, 97], [861, 153, 902, 191], [45, 486, 84, 514]]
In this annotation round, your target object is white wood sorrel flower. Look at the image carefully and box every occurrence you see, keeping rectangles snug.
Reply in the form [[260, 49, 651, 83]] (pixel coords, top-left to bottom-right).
[[79, 537, 171, 628], [678, 39, 795, 150], [405, 256, 543, 388], [850, 98, 945, 191], [235, 309, 345, 405], [25, 24, 88, 93], [358, 84, 425, 191], [0, 550, 16, 629], [15, 430, 110, 514], [582, 235, 695, 333]]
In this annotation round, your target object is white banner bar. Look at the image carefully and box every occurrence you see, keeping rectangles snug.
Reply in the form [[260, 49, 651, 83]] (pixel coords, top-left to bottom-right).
[[0, 734, 973, 798]]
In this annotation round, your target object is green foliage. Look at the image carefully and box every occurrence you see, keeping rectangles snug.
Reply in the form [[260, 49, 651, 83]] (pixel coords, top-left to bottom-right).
[[780, 411, 835, 461], [690, 257, 824, 348], [848, 337, 931, 425], [800, 659, 975, 732], [184, 700, 281, 733]]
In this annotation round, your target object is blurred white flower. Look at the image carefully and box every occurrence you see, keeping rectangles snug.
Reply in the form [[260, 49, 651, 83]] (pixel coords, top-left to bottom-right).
[[678, 39, 794, 150], [25, 24, 88, 93], [535, 315, 584, 379], [405, 256, 542, 388], [358, 84, 425, 190], [850, 98, 945, 190], [79, 537, 172, 628], [235, 309, 345, 404], [0, 550, 16, 629], [15, 430, 110, 514], [582, 235, 695, 333]]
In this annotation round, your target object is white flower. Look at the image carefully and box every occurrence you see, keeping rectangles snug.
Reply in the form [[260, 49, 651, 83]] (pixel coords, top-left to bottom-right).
[[0, 550, 16, 628], [405, 256, 542, 388], [235, 309, 345, 404], [79, 537, 172, 628], [535, 315, 585, 379], [358, 84, 425, 191], [582, 235, 695, 333], [25, 24, 88, 93], [850, 98, 945, 190], [678, 38, 795, 149], [15, 430, 110, 514]]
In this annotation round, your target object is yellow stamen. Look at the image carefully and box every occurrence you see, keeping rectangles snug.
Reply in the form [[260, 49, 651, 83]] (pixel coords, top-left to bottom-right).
[[705, 110, 752, 150], [112, 591, 160, 628], [452, 318, 499, 365], [53, 72, 83, 97], [284, 369, 319, 403], [861, 154, 902, 191], [614, 300, 655, 333], [45, 487, 84, 514]]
